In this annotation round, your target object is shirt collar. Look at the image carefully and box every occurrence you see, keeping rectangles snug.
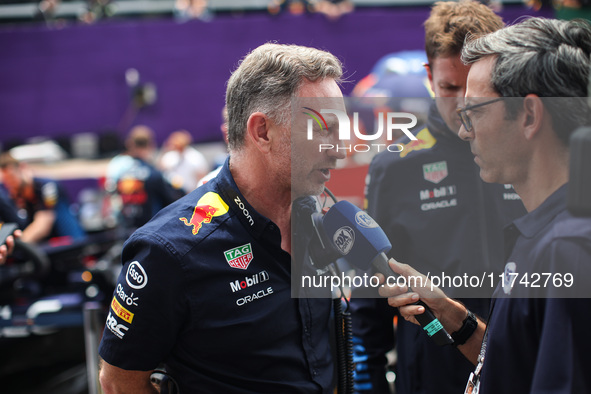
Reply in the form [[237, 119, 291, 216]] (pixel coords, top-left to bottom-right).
[[426, 101, 472, 151], [426, 100, 455, 139], [512, 184, 567, 239], [213, 157, 277, 241]]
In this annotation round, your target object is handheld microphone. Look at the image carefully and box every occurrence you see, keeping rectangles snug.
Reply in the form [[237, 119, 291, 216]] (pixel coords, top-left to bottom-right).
[[313, 200, 453, 346]]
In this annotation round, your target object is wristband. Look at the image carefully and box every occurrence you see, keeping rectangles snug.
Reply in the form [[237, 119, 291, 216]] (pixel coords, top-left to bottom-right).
[[451, 310, 477, 347]]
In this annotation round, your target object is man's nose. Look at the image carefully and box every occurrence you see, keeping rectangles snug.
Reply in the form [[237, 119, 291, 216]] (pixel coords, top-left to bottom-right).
[[458, 124, 473, 141], [327, 142, 347, 160], [326, 132, 347, 160]]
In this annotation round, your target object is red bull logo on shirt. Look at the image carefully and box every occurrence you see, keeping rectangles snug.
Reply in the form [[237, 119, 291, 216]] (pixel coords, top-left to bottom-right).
[[117, 178, 148, 204], [400, 128, 437, 158], [180, 192, 229, 235], [41, 182, 58, 208]]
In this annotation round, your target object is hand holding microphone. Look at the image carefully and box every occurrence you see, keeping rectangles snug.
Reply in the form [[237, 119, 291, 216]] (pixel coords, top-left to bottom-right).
[[313, 201, 453, 346], [375, 258, 450, 328]]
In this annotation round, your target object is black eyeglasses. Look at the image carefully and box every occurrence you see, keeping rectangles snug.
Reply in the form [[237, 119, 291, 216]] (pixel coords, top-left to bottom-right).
[[456, 97, 504, 133]]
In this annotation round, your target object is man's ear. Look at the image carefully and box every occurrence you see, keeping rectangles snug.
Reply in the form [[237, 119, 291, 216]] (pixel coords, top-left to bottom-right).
[[246, 112, 272, 153], [521, 94, 544, 141], [424, 62, 435, 93]]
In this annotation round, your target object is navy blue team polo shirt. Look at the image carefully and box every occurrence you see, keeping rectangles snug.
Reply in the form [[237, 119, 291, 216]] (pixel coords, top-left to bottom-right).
[[27, 178, 86, 240], [106, 156, 181, 228], [350, 103, 526, 394], [99, 158, 335, 393], [479, 184, 591, 393]]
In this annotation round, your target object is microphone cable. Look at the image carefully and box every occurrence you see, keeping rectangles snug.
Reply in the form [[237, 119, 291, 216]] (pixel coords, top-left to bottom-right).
[[322, 187, 354, 394], [329, 263, 355, 394]]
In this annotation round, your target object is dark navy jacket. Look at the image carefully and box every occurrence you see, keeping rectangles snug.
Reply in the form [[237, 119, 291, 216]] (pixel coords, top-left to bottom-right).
[[350, 103, 526, 394], [106, 156, 181, 229], [0, 186, 26, 229], [99, 158, 335, 393], [16, 178, 85, 240], [480, 185, 591, 393]]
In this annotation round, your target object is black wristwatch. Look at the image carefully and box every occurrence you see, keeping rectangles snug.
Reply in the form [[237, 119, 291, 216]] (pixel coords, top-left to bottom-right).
[[451, 310, 478, 347]]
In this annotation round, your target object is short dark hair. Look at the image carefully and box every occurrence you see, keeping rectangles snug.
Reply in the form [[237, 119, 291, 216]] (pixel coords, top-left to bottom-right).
[[462, 17, 591, 144], [126, 125, 155, 149], [424, 0, 504, 65], [0, 152, 19, 169]]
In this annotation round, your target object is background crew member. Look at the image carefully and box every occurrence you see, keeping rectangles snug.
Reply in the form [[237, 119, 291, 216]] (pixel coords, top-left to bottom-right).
[[381, 17, 591, 393], [0, 186, 26, 264], [0, 224, 20, 265], [105, 125, 182, 230], [350, 2, 525, 393], [98, 43, 346, 393], [0, 186, 27, 229], [0, 152, 86, 243], [157, 129, 210, 194]]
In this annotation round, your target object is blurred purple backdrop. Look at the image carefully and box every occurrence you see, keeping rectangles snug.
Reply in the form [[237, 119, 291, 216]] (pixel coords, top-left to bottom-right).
[[0, 5, 550, 148]]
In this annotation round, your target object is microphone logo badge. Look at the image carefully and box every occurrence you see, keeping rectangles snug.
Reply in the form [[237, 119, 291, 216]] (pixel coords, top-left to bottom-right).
[[355, 211, 378, 229], [333, 226, 355, 255]]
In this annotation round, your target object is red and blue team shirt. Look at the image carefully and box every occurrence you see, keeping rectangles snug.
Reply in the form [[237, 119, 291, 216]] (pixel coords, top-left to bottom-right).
[[98, 158, 335, 393]]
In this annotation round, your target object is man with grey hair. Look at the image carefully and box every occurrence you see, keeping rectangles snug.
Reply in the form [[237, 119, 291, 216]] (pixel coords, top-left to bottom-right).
[[350, 2, 525, 393], [379, 17, 591, 393], [98, 43, 346, 393]]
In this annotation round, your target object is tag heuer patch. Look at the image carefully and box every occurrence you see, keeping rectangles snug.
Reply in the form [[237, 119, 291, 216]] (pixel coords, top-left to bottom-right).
[[423, 161, 448, 184], [224, 243, 254, 270]]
